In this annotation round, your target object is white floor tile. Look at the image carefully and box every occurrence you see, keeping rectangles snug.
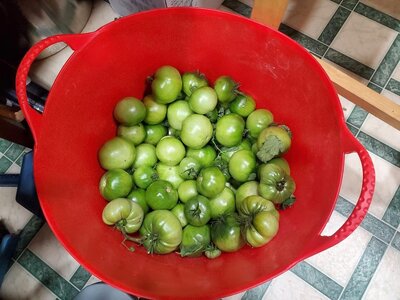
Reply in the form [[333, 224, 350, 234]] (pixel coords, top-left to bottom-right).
[[84, 275, 102, 288], [363, 246, 400, 300], [263, 271, 328, 300], [330, 13, 397, 69], [0, 187, 33, 233], [339, 152, 400, 219], [381, 89, 400, 106], [0, 263, 56, 300], [392, 62, 400, 82], [361, 114, 400, 152], [223, 291, 246, 300], [307, 212, 371, 286], [28, 224, 80, 280], [5, 163, 21, 174], [283, 0, 339, 39]]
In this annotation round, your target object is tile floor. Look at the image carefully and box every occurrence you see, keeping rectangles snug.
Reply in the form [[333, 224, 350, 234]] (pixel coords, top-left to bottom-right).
[[1, 0, 400, 299]]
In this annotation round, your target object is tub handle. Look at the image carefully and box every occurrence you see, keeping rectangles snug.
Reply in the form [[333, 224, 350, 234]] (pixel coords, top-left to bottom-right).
[[300, 129, 375, 259], [16, 33, 97, 143]]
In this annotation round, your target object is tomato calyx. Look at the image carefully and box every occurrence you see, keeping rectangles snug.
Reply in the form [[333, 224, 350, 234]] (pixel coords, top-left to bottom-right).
[[256, 135, 286, 163], [204, 243, 222, 259], [279, 194, 296, 210]]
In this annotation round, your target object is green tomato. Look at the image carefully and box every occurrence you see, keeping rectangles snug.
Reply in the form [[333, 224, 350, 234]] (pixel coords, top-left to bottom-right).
[[167, 100, 193, 130], [182, 71, 208, 96], [133, 143, 157, 168], [268, 157, 291, 175], [126, 188, 149, 214], [214, 75, 237, 104], [215, 113, 245, 147], [143, 95, 167, 125], [258, 164, 295, 204], [102, 198, 144, 234], [229, 93, 256, 117], [188, 86, 218, 114], [196, 167, 226, 198], [184, 195, 211, 227], [98, 137, 136, 170], [211, 213, 245, 252], [178, 180, 198, 203], [179, 157, 201, 180], [171, 203, 188, 227], [99, 169, 133, 201], [220, 139, 252, 162], [156, 163, 184, 189], [228, 150, 256, 182], [239, 195, 279, 247], [139, 210, 182, 254], [246, 109, 274, 138], [180, 114, 213, 149], [151, 65, 182, 104], [132, 166, 158, 189], [145, 180, 178, 210], [186, 145, 217, 168], [209, 187, 236, 219], [180, 225, 211, 257], [235, 181, 259, 211], [156, 136, 186, 166], [144, 124, 168, 145], [117, 123, 146, 146], [256, 125, 292, 163], [113, 97, 146, 126]]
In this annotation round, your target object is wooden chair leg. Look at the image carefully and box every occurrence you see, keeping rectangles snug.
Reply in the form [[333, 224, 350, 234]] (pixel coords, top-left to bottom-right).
[[251, 0, 289, 30]]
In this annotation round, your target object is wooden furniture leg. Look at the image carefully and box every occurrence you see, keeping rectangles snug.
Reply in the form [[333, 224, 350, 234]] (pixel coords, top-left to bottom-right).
[[251, 0, 400, 130]]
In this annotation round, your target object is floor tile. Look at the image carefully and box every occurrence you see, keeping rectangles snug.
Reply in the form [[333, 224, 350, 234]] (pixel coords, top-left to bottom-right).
[[370, 34, 400, 87], [262, 271, 329, 300], [5, 162, 21, 174], [4, 143, 25, 162], [70, 266, 92, 290], [347, 105, 369, 128], [367, 82, 383, 93], [307, 211, 370, 286], [223, 291, 246, 300], [392, 231, 400, 250], [382, 186, 400, 229], [386, 78, 400, 96], [340, 237, 387, 299], [318, 6, 351, 45], [83, 275, 101, 288], [339, 95, 356, 120], [339, 152, 400, 220], [363, 246, 400, 300], [357, 131, 400, 167], [28, 224, 80, 280], [0, 138, 12, 154], [0, 156, 13, 173], [330, 12, 397, 69], [13, 215, 45, 259], [323, 49, 374, 80], [341, 0, 358, 10], [222, 0, 251, 17], [359, 0, 400, 22], [282, 0, 339, 40], [392, 62, 400, 81], [0, 187, 33, 233], [0, 262, 57, 300], [381, 88, 400, 105], [18, 249, 80, 300], [361, 113, 400, 151], [279, 24, 328, 56], [241, 282, 270, 300]]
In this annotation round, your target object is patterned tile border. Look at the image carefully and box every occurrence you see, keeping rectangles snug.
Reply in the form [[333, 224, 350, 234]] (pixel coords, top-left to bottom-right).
[[0, 156, 13, 174], [391, 231, 400, 251], [346, 123, 359, 136], [318, 6, 352, 45], [354, 3, 400, 32], [291, 261, 343, 300], [357, 131, 400, 167], [382, 186, 400, 229], [0, 138, 12, 153], [339, 237, 387, 299], [13, 215, 45, 259], [70, 266, 92, 290], [367, 82, 383, 93], [242, 281, 271, 300], [370, 34, 400, 87], [346, 106, 369, 128], [18, 249, 79, 300], [4, 143, 25, 162], [341, 0, 359, 10], [386, 78, 400, 96], [324, 48, 375, 80], [279, 24, 328, 56], [222, 0, 251, 17]]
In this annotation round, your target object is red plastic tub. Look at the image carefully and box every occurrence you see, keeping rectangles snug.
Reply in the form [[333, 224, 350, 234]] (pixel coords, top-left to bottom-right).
[[16, 8, 375, 300]]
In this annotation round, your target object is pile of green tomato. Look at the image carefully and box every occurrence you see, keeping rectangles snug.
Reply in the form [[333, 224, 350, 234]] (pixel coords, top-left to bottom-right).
[[98, 65, 296, 258]]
